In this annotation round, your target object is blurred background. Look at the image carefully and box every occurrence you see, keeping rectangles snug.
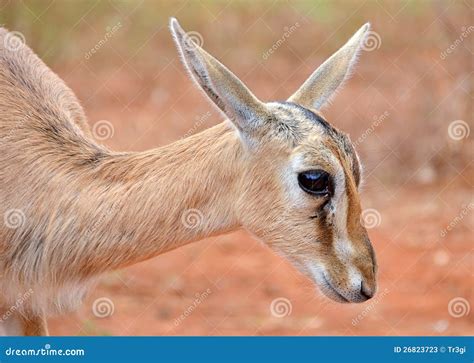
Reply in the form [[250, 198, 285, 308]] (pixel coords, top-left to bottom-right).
[[1, 0, 472, 335]]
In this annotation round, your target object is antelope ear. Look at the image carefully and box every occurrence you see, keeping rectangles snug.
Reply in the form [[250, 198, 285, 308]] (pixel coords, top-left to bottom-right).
[[288, 23, 371, 110], [170, 18, 266, 133]]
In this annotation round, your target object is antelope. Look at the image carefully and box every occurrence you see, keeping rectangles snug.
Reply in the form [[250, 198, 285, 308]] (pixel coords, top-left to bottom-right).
[[0, 18, 377, 336]]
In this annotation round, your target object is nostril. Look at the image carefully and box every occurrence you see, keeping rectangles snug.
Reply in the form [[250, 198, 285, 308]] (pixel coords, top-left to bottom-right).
[[360, 282, 374, 300]]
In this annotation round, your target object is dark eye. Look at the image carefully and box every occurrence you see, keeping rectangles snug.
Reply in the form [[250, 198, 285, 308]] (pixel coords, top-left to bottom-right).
[[298, 170, 333, 196]]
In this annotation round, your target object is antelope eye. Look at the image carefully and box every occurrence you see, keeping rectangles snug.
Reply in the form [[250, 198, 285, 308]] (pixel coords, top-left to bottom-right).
[[298, 170, 333, 196]]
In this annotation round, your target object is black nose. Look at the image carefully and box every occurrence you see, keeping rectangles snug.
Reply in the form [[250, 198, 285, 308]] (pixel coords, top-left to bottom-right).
[[360, 281, 374, 300]]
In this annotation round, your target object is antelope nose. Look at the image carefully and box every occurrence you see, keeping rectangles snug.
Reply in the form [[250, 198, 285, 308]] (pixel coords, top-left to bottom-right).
[[360, 281, 374, 300]]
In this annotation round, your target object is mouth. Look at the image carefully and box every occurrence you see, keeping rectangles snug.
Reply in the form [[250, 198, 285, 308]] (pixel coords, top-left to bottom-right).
[[320, 273, 350, 303], [309, 266, 350, 303]]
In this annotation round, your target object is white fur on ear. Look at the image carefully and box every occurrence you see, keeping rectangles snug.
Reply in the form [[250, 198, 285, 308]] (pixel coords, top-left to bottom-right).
[[288, 23, 371, 110], [169, 17, 266, 133]]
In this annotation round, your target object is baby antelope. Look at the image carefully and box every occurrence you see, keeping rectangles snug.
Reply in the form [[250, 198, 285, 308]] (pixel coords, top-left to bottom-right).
[[0, 18, 376, 335]]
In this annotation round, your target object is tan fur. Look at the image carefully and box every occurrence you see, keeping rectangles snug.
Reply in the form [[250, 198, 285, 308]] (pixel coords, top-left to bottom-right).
[[288, 23, 370, 109], [0, 19, 376, 335]]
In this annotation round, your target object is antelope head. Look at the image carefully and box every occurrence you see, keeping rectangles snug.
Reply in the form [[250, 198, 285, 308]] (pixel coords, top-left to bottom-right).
[[170, 18, 377, 303]]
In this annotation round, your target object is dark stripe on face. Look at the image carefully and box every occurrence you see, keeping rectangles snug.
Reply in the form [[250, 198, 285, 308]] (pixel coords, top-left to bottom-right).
[[348, 141, 361, 186], [274, 101, 361, 186], [276, 101, 338, 135]]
